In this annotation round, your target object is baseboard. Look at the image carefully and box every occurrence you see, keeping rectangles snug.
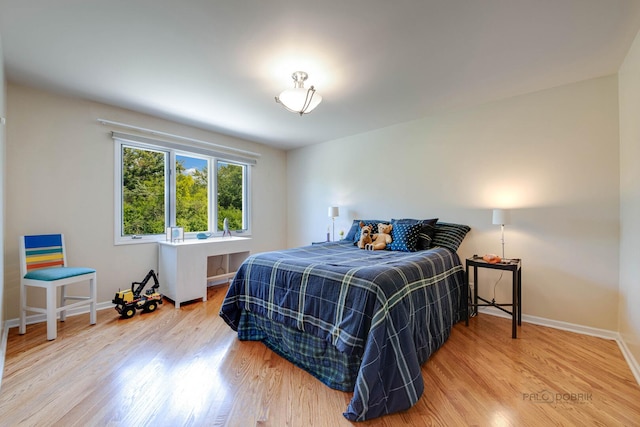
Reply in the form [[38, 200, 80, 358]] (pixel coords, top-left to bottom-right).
[[478, 307, 640, 385], [479, 306, 619, 340], [4, 301, 115, 329], [616, 334, 640, 386]]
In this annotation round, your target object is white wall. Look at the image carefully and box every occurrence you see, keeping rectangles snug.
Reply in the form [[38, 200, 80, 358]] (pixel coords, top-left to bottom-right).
[[3, 83, 288, 320], [287, 75, 620, 331], [619, 30, 640, 367], [0, 35, 6, 357]]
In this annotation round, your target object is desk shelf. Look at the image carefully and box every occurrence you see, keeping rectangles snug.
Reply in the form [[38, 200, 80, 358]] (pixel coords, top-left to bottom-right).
[[206, 252, 250, 285]]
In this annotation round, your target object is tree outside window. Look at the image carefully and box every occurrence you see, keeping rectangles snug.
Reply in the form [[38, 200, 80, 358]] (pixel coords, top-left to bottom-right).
[[217, 161, 244, 231], [176, 155, 208, 232], [122, 146, 166, 235]]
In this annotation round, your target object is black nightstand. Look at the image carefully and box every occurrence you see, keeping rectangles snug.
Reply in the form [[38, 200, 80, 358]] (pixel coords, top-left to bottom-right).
[[465, 256, 522, 338]]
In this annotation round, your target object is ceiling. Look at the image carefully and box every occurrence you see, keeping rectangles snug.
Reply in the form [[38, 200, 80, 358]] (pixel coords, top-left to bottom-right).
[[1, 1, 640, 150]]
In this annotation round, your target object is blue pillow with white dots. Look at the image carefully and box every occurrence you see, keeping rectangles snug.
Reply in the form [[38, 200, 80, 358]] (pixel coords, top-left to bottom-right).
[[387, 222, 422, 252], [392, 218, 438, 250]]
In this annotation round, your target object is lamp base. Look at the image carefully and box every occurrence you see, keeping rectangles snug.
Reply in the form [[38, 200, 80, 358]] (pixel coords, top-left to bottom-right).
[[500, 224, 505, 260]]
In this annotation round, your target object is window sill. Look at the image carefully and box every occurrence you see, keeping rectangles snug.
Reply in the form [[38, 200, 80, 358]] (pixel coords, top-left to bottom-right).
[[114, 232, 252, 246]]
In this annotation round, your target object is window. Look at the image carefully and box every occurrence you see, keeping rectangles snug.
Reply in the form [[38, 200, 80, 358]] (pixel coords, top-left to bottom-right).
[[176, 154, 209, 232], [114, 135, 251, 244], [217, 161, 245, 230], [121, 145, 167, 236]]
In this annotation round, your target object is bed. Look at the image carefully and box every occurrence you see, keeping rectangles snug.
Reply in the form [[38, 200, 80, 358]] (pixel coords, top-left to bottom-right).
[[219, 220, 469, 421]]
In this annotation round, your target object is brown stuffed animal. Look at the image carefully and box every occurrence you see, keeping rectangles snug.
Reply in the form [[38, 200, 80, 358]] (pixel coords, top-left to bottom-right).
[[357, 222, 373, 249], [366, 223, 393, 250]]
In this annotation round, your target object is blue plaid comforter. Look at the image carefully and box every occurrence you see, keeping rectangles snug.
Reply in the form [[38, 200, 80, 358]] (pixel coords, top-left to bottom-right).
[[219, 241, 465, 421]]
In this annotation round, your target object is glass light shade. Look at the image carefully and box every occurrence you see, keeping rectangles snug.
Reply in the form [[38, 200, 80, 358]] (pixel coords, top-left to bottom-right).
[[328, 206, 339, 218], [277, 87, 322, 114]]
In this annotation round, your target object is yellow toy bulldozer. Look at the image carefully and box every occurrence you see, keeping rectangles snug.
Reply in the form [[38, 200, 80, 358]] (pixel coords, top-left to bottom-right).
[[112, 270, 163, 319]]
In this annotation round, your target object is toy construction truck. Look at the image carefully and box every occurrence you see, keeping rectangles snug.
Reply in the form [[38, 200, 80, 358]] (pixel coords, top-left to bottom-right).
[[112, 269, 163, 319]]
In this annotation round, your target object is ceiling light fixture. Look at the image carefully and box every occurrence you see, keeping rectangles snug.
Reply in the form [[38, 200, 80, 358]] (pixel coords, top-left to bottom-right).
[[275, 71, 322, 115]]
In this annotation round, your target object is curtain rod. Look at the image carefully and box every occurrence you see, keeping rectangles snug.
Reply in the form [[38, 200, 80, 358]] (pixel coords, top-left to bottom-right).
[[97, 118, 261, 158]]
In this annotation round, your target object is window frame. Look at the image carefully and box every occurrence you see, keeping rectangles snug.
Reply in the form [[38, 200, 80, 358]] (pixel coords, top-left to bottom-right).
[[114, 136, 252, 245]]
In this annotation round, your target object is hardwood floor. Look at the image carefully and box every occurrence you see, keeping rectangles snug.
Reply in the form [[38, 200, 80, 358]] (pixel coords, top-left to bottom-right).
[[2, 285, 639, 426]]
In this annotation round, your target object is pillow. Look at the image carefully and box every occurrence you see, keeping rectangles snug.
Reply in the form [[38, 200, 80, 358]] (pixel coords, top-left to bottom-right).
[[387, 221, 422, 252], [346, 219, 387, 243], [344, 220, 361, 241], [392, 218, 438, 250], [431, 222, 471, 251]]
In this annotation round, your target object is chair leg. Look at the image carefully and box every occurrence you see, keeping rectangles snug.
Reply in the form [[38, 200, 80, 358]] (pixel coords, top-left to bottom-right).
[[60, 284, 67, 322], [90, 275, 97, 325], [46, 285, 57, 340], [19, 282, 27, 335]]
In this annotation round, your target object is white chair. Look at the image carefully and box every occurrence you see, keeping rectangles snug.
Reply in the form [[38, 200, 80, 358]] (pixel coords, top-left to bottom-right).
[[19, 234, 97, 340]]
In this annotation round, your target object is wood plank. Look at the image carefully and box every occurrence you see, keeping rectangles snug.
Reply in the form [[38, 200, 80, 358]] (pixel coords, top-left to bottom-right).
[[1, 285, 639, 426]]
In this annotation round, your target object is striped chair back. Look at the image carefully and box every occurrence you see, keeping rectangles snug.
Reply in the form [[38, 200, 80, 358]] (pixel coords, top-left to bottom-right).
[[23, 234, 67, 273]]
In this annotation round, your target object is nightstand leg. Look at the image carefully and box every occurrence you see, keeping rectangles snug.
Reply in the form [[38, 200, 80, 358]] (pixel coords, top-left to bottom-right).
[[464, 264, 469, 325], [518, 267, 522, 325], [473, 265, 478, 314], [512, 269, 517, 338]]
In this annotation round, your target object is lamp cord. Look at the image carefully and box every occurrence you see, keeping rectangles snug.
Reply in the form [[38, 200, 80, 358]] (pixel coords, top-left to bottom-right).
[[492, 272, 504, 303]]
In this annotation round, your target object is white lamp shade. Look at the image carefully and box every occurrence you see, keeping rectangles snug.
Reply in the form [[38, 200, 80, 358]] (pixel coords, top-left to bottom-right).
[[277, 88, 322, 114], [492, 209, 510, 225], [328, 206, 339, 218]]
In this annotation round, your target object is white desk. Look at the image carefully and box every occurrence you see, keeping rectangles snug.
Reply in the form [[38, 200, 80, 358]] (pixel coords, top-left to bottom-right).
[[158, 236, 251, 308]]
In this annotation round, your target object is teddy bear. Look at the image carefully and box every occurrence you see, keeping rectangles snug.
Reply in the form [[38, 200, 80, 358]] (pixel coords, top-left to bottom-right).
[[357, 221, 373, 249], [366, 222, 393, 251]]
